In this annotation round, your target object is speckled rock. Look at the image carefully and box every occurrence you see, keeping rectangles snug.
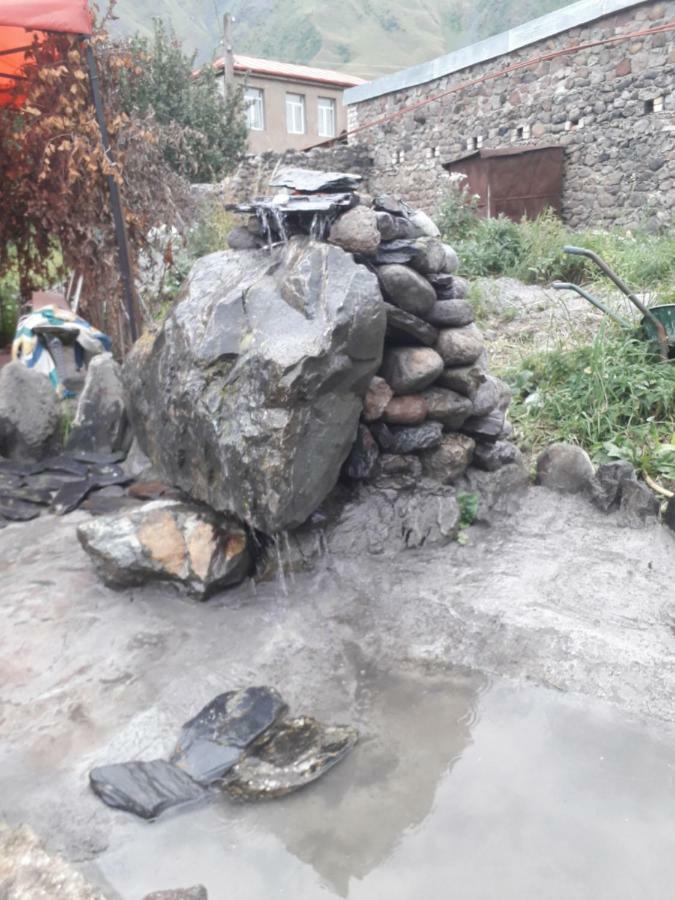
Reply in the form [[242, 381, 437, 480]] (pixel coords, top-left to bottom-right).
[[436, 325, 484, 366], [383, 394, 428, 426], [419, 434, 476, 483], [362, 376, 394, 422], [380, 347, 444, 394], [329, 206, 381, 256]]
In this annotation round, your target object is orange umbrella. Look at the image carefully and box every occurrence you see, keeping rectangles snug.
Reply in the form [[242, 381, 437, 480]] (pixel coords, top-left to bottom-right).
[[0, 0, 93, 104]]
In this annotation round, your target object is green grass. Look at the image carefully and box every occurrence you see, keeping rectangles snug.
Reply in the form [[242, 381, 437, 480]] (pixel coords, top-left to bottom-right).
[[503, 330, 675, 486]]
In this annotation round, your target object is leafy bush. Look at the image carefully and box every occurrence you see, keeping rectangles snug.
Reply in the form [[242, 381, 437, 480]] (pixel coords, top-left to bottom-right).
[[504, 331, 675, 484]]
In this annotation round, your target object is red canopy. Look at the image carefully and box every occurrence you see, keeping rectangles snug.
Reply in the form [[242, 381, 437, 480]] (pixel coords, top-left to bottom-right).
[[0, 0, 93, 104]]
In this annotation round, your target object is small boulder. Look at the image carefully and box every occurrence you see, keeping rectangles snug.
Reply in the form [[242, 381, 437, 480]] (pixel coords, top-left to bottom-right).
[[462, 409, 507, 443], [66, 353, 128, 455], [618, 480, 660, 528], [408, 238, 447, 275], [471, 376, 511, 418], [436, 325, 484, 366], [227, 226, 264, 250], [409, 209, 440, 237], [377, 264, 437, 317], [383, 395, 428, 426], [343, 425, 379, 479], [422, 386, 473, 429], [420, 434, 475, 483], [436, 359, 488, 399], [427, 299, 474, 328], [362, 376, 393, 422], [536, 443, 595, 494], [77, 499, 251, 597], [143, 887, 208, 900], [385, 303, 439, 347], [329, 206, 381, 256], [590, 460, 637, 512], [442, 244, 460, 274], [372, 421, 443, 454], [380, 347, 444, 394], [374, 453, 423, 482], [0, 362, 59, 461], [472, 440, 523, 472]]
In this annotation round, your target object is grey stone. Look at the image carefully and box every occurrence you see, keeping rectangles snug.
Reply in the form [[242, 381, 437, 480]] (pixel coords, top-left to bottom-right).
[[143, 887, 207, 900], [224, 716, 358, 800], [422, 386, 473, 429], [375, 211, 419, 241], [427, 299, 475, 327], [590, 460, 637, 512], [374, 194, 408, 216], [329, 206, 381, 255], [0, 362, 59, 461], [450, 276, 470, 299], [618, 480, 660, 528], [172, 687, 288, 785], [536, 443, 595, 494], [66, 354, 128, 455], [457, 462, 530, 525], [409, 209, 440, 237], [380, 347, 444, 394], [384, 302, 439, 347], [442, 244, 460, 274], [269, 167, 362, 192], [89, 760, 206, 820], [376, 264, 437, 317], [408, 238, 447, 275], [122, 437, 157, 480], [362, 376, 393, 422], [374, 453, 423, 482], [124, 239, 385, 533], [462, 409, 507, 443], [227, 226, 264, 250], [436, 325, 484, 366], [472, 440, 523, 472], [77, 499, 251, 597], [420, 434, 475, 483], [471, 376, 512, 418], [664, 496, 675, 533], [435, 360, 488, 399], [343, 424, 379, 479], [372, 420, 443, 453], [383, 394, 428, 426], [0, 495, 42, 521]]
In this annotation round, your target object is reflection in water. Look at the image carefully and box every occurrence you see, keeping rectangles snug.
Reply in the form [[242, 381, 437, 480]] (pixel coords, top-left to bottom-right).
[[242, 651, 487, 895]]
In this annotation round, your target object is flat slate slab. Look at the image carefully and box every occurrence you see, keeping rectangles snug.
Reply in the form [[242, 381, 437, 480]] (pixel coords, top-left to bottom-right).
[[89, 760, 206, 820]]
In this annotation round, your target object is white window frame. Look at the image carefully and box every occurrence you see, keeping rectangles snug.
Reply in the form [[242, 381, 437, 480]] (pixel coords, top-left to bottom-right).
[[317, 96, 336, 138], [286, 93, 306, 134], [244, 87, 265, 131]]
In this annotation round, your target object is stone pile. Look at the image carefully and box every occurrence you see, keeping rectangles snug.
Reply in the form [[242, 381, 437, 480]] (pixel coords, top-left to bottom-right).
[[230, 170, 519, 492]]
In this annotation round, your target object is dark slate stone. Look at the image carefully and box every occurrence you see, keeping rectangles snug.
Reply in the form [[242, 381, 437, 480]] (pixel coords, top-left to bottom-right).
[[426, 300, 475, 328], [373, 194, 409, 217], [0, 471, 22, 492], [30, 456, 89, 477], [269, 168, 362, 193], [590, 460, 637, 512], [343, 425, 379, 480], [172, 687, 288, 785], [384, 303, 439, 347], [89, 760, 206, 819], [375, 211, 420, 241], [472, 440, 523, 472], [374, 239, 419, 265], [67, 450, 126, 466], [51, 479, 94, 516], [426, 273, 455, 289], [371, 421, 443, 454], [1, 485, 52, 505], [0, 495, 41, 521], [224, 716, 358, 800], [65, 354, 128, 456], [462, 410, 507, 443], [618, 480, 660, 527], [28, 471, 85, 492]]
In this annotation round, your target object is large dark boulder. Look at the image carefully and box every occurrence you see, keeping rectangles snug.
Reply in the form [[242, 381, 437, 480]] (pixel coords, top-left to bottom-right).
[[124, 240, 385, 533]]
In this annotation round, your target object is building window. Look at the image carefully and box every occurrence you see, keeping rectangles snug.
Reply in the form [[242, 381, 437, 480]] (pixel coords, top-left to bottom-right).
[[645, 96, 664, 114], [244, 87, 264, 131], [286, 93, 306, 134], [317, 97, 336, 137]]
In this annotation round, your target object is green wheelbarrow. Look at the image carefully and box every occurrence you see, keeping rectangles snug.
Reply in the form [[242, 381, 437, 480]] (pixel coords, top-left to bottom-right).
[[552, 246, 675, 361]]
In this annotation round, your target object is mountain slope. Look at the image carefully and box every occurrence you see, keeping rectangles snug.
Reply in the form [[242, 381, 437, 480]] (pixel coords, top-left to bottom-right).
[[110, 0, 572, 78]]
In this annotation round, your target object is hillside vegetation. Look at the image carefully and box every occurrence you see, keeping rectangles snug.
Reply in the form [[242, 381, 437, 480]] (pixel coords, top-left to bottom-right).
[[111, 0, 570, 76]]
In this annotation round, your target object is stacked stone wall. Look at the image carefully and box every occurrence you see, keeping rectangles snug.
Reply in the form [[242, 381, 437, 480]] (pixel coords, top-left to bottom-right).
[[347, 0, 675, 230]]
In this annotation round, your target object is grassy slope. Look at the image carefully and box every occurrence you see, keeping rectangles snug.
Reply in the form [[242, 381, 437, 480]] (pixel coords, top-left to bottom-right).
[[110, 0, 570, 75]]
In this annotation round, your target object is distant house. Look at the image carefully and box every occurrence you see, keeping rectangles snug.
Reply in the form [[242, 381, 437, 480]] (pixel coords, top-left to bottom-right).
[[214, 53, 365, 153]]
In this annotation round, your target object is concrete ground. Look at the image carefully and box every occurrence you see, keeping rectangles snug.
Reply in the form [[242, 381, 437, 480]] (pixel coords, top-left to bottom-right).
[[1, 487, 675, 898]]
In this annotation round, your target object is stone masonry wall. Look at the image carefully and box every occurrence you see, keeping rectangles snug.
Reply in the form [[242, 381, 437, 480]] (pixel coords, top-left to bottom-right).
[[220, 144, 374, 202], [347, 1, 675, 230]]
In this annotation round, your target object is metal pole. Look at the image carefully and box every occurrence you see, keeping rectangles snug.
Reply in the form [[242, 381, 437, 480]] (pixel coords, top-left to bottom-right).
[[84, 42, 139, 344]]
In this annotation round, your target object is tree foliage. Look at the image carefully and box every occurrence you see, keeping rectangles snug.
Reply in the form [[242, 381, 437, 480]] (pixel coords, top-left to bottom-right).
[[0, 20, 244, 353], [117, 20, 247, 183]]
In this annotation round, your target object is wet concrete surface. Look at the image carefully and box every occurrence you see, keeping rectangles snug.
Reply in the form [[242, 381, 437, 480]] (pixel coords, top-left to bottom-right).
[[1, 486, 675, 897]]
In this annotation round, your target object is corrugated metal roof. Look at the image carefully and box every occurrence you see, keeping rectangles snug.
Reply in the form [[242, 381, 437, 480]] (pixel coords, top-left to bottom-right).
[[213, 54, 366, 87], [344, 0, 649, 104]]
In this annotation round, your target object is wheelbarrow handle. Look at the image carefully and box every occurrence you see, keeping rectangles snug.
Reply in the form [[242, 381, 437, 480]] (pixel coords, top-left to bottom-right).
[[551, 282, 630, 328], [563, 246, 669, 359]]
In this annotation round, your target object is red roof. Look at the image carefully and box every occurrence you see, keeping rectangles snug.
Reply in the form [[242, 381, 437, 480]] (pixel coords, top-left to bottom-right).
[[214, 53, 365, 88]]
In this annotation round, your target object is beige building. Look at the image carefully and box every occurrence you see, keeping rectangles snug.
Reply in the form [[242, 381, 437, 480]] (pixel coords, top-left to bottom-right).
[[215, 54, 365, 153]]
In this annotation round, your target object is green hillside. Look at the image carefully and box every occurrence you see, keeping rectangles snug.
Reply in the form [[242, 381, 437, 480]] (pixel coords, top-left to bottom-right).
[[110, 0, 572, 78]]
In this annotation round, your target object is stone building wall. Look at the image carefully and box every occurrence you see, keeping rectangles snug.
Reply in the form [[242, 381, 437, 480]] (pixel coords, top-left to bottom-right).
[[220, 144, 374, 202], [346, 1, 675, 230]]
